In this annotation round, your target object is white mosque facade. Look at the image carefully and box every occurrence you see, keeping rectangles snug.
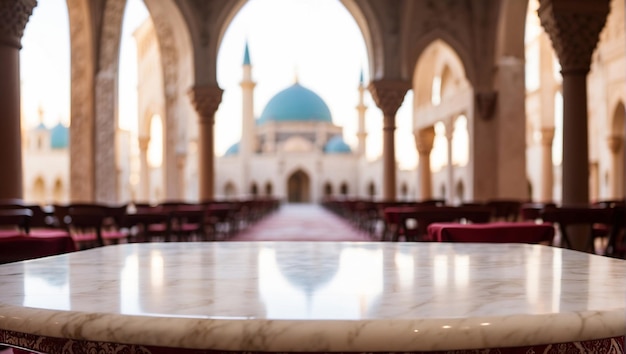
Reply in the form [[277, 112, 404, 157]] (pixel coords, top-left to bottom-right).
[[204, 47, 416, 204], [214, 44, 386, 203]]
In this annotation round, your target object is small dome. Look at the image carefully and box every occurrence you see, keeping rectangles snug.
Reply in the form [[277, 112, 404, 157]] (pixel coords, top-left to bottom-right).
[[34, 122, 47, 131], [224, 142, 240, 156], [50, 123, 69, 149], [259, 83, 332, 124], [324, 136, 352, 154]]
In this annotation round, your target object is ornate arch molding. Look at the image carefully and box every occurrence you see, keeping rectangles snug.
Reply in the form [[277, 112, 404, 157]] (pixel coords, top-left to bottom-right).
[[409, 30, 476, 90], [494, 0, 528, 60], [413, 39, 468, 108], [144, 0, 194, 199], [612, 101, 626, 135], [67, 0, 96, 202], [339, 0, 383, 81], [95, 0, 126, 203]]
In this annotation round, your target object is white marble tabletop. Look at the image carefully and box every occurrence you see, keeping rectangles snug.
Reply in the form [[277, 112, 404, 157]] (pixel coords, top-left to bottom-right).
[[0, 242, 624, 352]]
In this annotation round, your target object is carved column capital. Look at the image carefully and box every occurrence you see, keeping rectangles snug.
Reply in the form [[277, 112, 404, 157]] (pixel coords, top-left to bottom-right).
[[176, 153, 187, 169], [607, 135, 623, 154], [138, 136, 150, 151], [475, 90, 498, 121], [414, 126, 436, 155], [540, 127, 555, 146], [368, 79, 411, 118], [538, 0, 610, 74], [0, 0, 37, 48], [188, 85, 223, 124]]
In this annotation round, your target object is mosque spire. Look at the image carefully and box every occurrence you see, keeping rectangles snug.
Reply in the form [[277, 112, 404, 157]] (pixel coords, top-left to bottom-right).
[[38, 104, 45, 126], [294, 65, 299, 84], [356, 69, 368, 157], [243, 40, 251, 66], [359, 67, 364, 86]]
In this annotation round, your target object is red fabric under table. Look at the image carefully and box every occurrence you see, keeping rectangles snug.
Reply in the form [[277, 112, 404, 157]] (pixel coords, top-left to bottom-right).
[[0, 230, 76, 264], [426, 221, 555, 244]]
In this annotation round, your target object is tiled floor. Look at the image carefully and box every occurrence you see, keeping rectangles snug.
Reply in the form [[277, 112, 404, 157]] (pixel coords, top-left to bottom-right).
[[229, 203, 372, 242]]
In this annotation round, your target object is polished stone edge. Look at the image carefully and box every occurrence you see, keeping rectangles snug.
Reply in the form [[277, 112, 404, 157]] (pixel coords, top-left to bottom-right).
[[0, 306, 625, 352], [2, 330, 624, 354]]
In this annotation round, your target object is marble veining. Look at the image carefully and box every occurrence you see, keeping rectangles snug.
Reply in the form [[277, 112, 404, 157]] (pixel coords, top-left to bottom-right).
[[0, 242, 624, 351]]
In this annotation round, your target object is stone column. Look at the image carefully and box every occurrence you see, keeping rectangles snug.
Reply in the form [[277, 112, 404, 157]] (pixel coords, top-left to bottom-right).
[[368, 79, 411, 201], [414, 126, 435, 200], [0, 0, 36, 199], [445, 121, 454, 203], [539, 0, 609, 206], [607, 135, 623, 199], [138, 136, 150, 201], [539, 127, 555, 202], [188, 85, 223, 202], [176, 153, 187, 200]]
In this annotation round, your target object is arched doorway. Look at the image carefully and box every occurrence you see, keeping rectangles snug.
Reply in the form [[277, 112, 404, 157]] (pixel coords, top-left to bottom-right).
[[287, 170, 310, 203]]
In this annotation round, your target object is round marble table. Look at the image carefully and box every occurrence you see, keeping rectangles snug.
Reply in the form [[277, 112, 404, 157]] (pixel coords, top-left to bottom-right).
[[0, 242, 624, 353]]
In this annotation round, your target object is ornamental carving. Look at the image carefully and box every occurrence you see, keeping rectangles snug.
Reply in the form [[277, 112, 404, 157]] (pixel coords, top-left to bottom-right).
[[475, 90, 498, 121], [152, 12, 181, 199], [189, 86, 224, 124], [152, 13, 179, 102], [0, 0, 36, 48], [414, 126, 436, 154], [0, 329, 623, 354], [538, 0, 610, 73], [95, 0, 126, 203], [98, 0, 126, 71], [368, 80, 411, 119], [68, 0, 95, 202], [95, 74, 119, 203]]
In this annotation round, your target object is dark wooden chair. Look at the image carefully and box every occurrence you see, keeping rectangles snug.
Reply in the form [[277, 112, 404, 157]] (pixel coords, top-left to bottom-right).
[[541, 206, 614, 253], [486, 199, 523, 221], [0, 208, 32, 236], [384, 205, 493, 242]]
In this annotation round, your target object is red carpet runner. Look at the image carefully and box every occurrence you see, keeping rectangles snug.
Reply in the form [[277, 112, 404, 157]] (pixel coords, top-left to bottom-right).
[[229, 203, 371, 241]]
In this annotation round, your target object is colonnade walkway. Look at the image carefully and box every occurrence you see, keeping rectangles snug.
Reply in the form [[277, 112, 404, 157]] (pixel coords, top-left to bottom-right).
[[229, 203, 371, 242]]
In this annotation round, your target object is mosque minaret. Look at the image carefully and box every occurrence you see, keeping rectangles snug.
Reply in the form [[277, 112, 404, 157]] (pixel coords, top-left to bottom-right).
[[240, 41, 256, 195], [356, 70, 368, 158]]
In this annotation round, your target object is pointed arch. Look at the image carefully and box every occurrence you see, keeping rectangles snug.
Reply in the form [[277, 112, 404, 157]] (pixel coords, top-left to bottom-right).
[[224, 181, 237, 198], [413, 39, 470, 111], [367, 181, 376, 199], [53, 178, 64, 203], [250, 182, 259, 197], [609, 101, 625, 198], [143, 0, 194, 200], [611, 101, 625, 136], [323, 182, 333, 198], [286, 169, 311, 203], [409, 32, 475, 92], [32, 176, 46, 204], [340, 182, 349, 196]]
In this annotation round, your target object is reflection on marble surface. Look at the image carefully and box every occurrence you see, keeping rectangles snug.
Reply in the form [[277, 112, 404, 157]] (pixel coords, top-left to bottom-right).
[[0, 242, 624, 351]]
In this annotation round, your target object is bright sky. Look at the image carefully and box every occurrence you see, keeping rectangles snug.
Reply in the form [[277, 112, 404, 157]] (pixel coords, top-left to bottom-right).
[[20, 0, 418, 169]]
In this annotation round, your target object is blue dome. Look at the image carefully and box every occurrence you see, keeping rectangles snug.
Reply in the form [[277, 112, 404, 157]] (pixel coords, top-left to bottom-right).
[[258, 83, 332, 124], [224, 142, 240, 156], [50, 123, 69, 149], [324, 136, 352, 154]]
